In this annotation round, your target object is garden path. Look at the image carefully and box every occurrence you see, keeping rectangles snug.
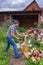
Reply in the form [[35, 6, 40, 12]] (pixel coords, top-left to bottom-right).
[[8, 52, 26, 65]]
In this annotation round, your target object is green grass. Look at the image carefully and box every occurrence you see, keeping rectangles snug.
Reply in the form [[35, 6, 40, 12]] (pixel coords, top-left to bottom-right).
[[0, 20, 13, 65], [0, 42, 10, 65], [25, 58, 43, 65]]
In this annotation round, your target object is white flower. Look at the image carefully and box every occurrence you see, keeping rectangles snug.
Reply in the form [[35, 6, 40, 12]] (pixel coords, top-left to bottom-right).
[[41, 41, 43, 44], [29, 44, 32, 47], [32, 56, 36, 62], [16, 44, 21, 48], [28, 40, 31, 44]]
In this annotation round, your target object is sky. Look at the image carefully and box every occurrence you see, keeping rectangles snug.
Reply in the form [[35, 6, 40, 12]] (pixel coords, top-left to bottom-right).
[[0, 0, 43, 11]]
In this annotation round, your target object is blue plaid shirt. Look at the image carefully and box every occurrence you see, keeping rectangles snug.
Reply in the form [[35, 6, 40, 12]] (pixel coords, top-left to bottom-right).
[[6, 24, 16, 37]]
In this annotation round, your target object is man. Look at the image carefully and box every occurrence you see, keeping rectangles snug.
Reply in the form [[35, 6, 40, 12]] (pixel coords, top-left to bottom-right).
[[6, 20, 23, 58]]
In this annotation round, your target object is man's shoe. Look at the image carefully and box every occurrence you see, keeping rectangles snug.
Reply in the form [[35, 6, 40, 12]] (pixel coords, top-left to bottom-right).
[[15, 53, 24, 59]]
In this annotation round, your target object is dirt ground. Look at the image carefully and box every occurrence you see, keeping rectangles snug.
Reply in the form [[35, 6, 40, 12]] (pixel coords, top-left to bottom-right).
[[8, 52, 26, 65]]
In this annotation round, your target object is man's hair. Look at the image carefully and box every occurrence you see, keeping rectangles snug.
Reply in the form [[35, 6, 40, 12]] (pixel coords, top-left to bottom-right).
[[14, 20, 20, 24]]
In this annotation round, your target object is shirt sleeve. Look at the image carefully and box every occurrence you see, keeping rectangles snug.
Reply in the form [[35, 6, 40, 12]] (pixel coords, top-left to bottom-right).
[[10, 27, 14, 33]]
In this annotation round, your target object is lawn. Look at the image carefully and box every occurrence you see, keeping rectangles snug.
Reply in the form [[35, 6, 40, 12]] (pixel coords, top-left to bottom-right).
[[0, 42, 10, 65]]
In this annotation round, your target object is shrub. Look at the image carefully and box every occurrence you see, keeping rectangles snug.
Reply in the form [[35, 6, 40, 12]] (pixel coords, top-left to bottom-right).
[[0, 20, 13, 42], [38, 23, 43, 29], [1, 19, 13, 31], [17, 27, 27, 33], [31, 37, 40, 47]]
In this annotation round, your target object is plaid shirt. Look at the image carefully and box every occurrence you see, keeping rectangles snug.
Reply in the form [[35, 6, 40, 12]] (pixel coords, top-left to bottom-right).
[[6, 24, 16, 37]]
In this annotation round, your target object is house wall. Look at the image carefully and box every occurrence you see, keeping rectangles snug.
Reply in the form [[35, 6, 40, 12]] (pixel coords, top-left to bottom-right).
[[2, 14, 12, 22], [41, 9, 43, 17], [0, 14, 4, 24], [11, 14, 38, 28], [0, 13, 41, 28], [38, 9, 43, 24]]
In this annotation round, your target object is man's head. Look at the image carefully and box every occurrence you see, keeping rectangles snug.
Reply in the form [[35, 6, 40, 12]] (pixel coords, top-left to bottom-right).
[[14, 20, 20, 27]]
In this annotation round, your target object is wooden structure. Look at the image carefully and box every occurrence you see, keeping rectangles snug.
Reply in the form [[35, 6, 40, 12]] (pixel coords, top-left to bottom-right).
[[0, 0, 42, 28]]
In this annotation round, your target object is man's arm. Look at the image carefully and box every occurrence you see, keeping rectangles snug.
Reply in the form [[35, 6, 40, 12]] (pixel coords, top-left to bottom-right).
[[16, 30, 25, 37], [10, 32, 19, 40]]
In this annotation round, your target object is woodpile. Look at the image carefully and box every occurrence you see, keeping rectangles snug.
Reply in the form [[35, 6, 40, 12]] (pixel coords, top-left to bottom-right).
[[27, 28, 43, 41]]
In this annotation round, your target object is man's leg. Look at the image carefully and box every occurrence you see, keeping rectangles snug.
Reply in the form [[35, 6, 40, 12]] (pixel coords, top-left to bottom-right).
[[6, 36, 19, 58], [6, 42, 10, 52], [13, 42, 19, 58]]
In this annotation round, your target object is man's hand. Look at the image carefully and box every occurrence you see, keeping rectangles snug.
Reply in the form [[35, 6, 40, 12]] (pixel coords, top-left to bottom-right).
[[17, 38, 20, 40], [17, 38, 22, 40]]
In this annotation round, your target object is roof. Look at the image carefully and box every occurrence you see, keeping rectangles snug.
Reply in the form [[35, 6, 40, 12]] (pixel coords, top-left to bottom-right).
[[24, 0, 41, 11], [0, 11, 41, 15]]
